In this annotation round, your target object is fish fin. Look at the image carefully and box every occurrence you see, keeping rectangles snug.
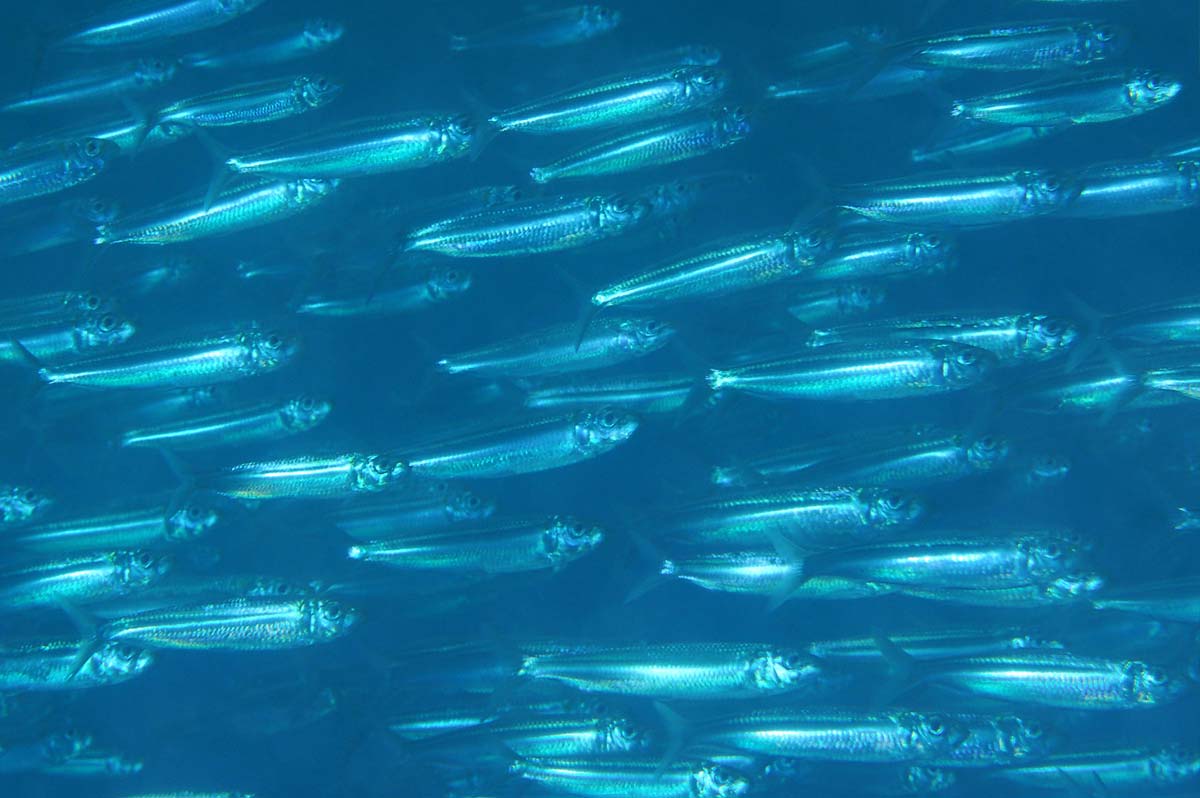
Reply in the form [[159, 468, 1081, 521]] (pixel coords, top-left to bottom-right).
[[624, 571, 667, 604], [653, 701, 691, 775], [871, 634, 919, 707], [118, 95, 157, 154], [193, 129, 234, 212], [58, 602, 102, 679], [8, 339, 45, 376], [1062, 290, 1108, 372], [573, 303, 602, 352]]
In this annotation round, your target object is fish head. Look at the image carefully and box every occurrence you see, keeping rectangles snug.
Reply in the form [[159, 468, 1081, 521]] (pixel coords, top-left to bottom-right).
[[1018, 170, 1082, 214], [574, 406, 639, 451], [247, 328, 300, 371], [692, 763, 750, 798], [68, 136, 119, 173], [898, 766, 956, 795], [1043, 571, 1106, 602], [1126, 70, 1182, 111], [296, 75, 342, 108], [445, 489, 496, 522], [1077, 22, 1128, 64], [749, 647, 822, 692], [865, 488, 925, 528], [43, 730, 92, 763], [580, 5, 621, 35], [840, 282, 887, 313], [542, 515, 604, 566], [1023, 452, 1071, 487], [166, 501, 220, 541], [1178, 159, 1200, 203], [118, 549, 171, 587], [993, 715, 1051, 760], [1, 485, 51, 522], [1150, 747, 1200, 784], [292, 177, 340, 205], [907, 232, 957, 272], [89, 642, 154, 683], [427, 265, 473, 301], [66, 196, 120, 224], [1019, 314, 1079, 360], [616, 317, 675, 353], [1020, 534, 1087, 580], [310, 599, 358, 639], [903, 712, 968, 756], [599, 714, 651, 752], [712, 106, 752, 143], [280, 395, 332, 431], [134, 56, 178, 86], [1127, 661, 1188, 705], [788, 226, 836, 265], [935, 342, 994, 386], [438, 114, 477, 158], [677, 66, 729, 102], [76, 310, 136, 351], [304, 18, 345, 47], [597, 193, 649, 231], [356, 454, 408, 491], [965, 433, 1009, 470]]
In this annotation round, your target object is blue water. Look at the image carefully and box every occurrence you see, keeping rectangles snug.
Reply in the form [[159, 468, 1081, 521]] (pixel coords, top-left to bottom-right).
[[1, 1, 1199, 797]]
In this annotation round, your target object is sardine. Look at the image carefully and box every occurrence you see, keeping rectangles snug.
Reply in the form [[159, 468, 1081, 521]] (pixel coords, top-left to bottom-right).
[[154, 75, 341, 132], [6, 500, 217, 554], [57, 0, 267, 49], [450, 6, 620, 51], [0, 138, 118, 207], [0, 550, 169, 611], [0, 639, 152, 691], [183, 18, 344, 69], [119, 395, 331, 450], [2, 58, 176, 112]]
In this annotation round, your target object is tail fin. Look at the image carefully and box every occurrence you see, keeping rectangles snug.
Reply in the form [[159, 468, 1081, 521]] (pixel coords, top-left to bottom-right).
[[872, 634, 919, 707], [653, 701, 691, 775]]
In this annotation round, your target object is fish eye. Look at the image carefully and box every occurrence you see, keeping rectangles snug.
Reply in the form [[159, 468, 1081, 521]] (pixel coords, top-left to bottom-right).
[[1044, 176, 1061, 192], [1097, 26, 1116, 42], [299, 397, 315, 410], [644, 320, 663, 333], [276, 583, 291, 595], [924, 234, 942, 248], [117, 645, 139, 661], [446, 270, 461, 283], [137, 552, 154, 568], [85, 294, 101, 309], [1025, 722, 1044, 738], [885, 492, 906, 508], [22, 489, 38, 503], [599, 410, 619, 427], [186, 505, 202, 519], [323, 604, 343, 621], [1148, 667, 1167, 684], [979, 435, 996, 449], [266, 333, 283, 349], [926, 717, 946, 736], [84, 139, 102, 157], [91, 198, 107, 213], [956, 350, 978, 366], [314, 78, 329, 90], [99, 314, 117, 331], [1043, 319, 1063, 336], [1045, 542, 1062, 559], [466, 495, 481, 508]]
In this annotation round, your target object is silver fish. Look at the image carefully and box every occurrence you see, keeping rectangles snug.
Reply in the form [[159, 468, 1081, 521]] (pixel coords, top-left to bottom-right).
[[183, 18, 344, 69], [57, 0, 267, 49], [450, 5, 620, 51]]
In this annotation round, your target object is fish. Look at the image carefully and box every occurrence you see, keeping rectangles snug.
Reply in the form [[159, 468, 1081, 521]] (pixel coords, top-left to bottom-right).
[[510, 756, 749, 798], [0, 730, 93, 775], [1091, 578, 1200, 624], [951, 69, 1182, 127], [0, 290, 116, 330], [346, 516, 604, 574], [404, 708, 651, 759], [40, 749, 144, 777], [658, 551, 804, 597], [331, 487, 496, 538], [809, 628, 1062, 662], [693, 709, 969, 763], [767, 62, 941, 104], [793, 532, 1087, 590], [437, 318, 673, 378], [406, 192, 649, 257], [0, 485, 53, 526], [35, 327, 298, 389], [529, 106, 751, 183], [490, 65, 728, 134], [707, 341, 995, 401], [56, 0, 267, 49], [1059, 158, 1200, 218], [522, 372, 703, 414], [5, 500, 218, 554], [0, 310, 136, 366], [902, 20, 1127, 71], [591, 229, 832, 309], [839, 169, 1081, 226], [119, 395, 331, 450], [402, 407, 638, 479], [0, 196, 120, 257], [295, 265, 472, 317], [786, 25, 894, 71], [153, 75, 342, 132], [225, 114, 478, 178], [518, 642, 825, 700], [882, 640, 1187, 710], [450, 6, 620, 51], [911, 124, 1061, 165], [2, 58, 177, 112], [655, 486, 925, 550], [923, 714, 1051, 768], [208, 453, 407, 501], [989, 748, 1200, 791], [0, 138, 118, 207], [0, 550, 170, 611], [182, 18, 345, 69], [92, 574, 315, 619], [7, 111, 187, 156], [95, 178, 339, 245], [806, 312, 1078, 364], [101, 597, 357, 650], [808, 231, 958, 282], [899, 571, 1106, 608], [0, 639, 153, 691]]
